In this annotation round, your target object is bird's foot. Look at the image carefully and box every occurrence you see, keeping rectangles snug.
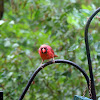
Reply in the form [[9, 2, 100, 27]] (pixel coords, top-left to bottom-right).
[[52, 58, 55, 63], [40, 63, 44, 69], [40, 60, 44, 69], [40, 66, 44, 69]]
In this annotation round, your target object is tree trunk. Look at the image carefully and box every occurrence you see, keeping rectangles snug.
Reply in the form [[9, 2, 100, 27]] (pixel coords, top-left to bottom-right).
[[0, 0, 4, 20]]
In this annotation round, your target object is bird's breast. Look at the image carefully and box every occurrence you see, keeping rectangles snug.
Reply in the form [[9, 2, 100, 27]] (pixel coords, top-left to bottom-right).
[[40, 51, 54, 60]]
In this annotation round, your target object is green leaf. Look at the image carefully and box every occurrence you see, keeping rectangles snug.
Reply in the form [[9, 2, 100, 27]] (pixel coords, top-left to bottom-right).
[[94, 41, 100, 53], [68, 44, 79, 51]]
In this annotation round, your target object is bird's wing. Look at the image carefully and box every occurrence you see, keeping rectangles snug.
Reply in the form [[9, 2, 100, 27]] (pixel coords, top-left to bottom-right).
[[51, 48, 58, 57], [50, 48, 54, 54]]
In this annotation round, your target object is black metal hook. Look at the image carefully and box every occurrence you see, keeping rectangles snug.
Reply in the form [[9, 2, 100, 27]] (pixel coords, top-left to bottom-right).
[[85, 7, 100, 100], [19, 59, 89, 100]]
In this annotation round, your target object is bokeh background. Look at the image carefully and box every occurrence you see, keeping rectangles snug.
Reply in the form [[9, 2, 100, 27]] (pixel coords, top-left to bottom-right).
[[0, 0, 100, 100]]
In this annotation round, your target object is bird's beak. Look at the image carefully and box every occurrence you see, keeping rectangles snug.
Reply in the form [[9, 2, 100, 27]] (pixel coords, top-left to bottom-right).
[[42, 48, 46, 53]]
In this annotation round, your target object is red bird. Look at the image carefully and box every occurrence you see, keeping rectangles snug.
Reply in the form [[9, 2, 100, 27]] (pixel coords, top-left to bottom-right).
[[38, 44, 58, 64]]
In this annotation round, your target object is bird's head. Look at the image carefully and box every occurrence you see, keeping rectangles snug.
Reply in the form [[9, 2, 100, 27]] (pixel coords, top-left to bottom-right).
[[41, 47, 48, 54]]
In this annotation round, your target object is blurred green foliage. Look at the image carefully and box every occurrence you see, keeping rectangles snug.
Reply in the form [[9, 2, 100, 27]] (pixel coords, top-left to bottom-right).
[[0, 0, 100, 100]]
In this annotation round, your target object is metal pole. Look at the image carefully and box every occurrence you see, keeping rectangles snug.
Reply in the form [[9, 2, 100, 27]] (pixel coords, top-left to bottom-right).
[[19, 59, 89, 100], [85, 7, 100, 100], [0, 91, 3, 100]]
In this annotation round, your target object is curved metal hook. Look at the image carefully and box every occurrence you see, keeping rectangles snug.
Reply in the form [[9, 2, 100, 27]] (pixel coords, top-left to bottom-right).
[[85, 7, 100, 100], [19, 59, 89, 100]]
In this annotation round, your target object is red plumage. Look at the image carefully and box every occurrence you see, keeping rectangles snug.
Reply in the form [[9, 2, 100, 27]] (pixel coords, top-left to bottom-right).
[[38, 44, 58, 64]]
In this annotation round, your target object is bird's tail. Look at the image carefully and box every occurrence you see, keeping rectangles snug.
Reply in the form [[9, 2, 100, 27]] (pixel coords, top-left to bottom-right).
[[54, 55, 58, 57]]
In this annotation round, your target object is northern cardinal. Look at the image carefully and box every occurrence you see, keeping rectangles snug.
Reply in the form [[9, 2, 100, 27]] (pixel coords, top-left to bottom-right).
[[38, 44, 58, 64]]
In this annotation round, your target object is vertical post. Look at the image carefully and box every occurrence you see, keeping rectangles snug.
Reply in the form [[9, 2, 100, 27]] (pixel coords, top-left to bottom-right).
[[0, 91, 3, 100], [0, 0, 4, 19], [85, 7, 100, 100]]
